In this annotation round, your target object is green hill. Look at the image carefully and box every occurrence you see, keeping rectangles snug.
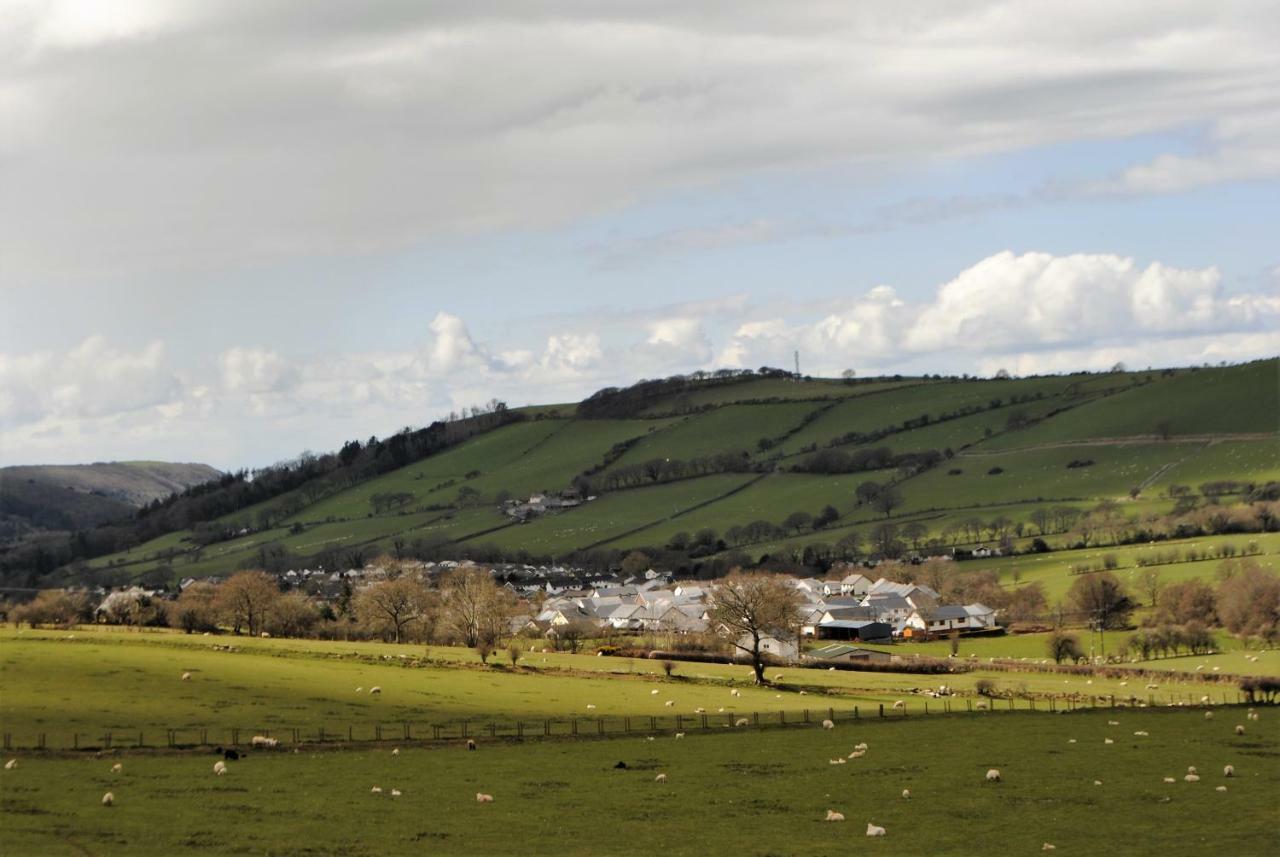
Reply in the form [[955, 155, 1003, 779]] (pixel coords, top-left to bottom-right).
[[0, 461, 221, 539], [15, 359, 1278, 586]]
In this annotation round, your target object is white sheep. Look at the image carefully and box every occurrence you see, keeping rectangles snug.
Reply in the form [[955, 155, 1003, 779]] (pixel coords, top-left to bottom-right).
[[825, 810, 845, 822], [251, 736, 278, 749], [4, 759, 15, 770], [664, 700, 675, 707], [1223, 764, 1235, 778], [1235, 724, 1245, 735], [675, 732, 685, 739], [391, 789, 402, 797], [102, 792, 114, 807], [975, 701, 989, 711], [1093, 780, 1103, 786], [694, 707, 705, 714], [1104, 738, 1114, 744], [1134, 731, 1149, 737], [730, 689, 741, 697], [892, 700, 905, 710], [847, 750, 864, 759], [476, 793, 493, 803], [1184, 773, 1200, 783], [1042, 844, 1056, 851], [392, 748, 400, 756], [369, 686, 382, 695], [1068, 739, 1077, 744], [651, 689, 660, 695], [735, 718, 749, 727], [1108, 720, 1120, 726], [1215, 785, 1227, 792], [901, 789, 911, 799], [1204, 711, 1213, 720], [866, 823, 886, 837], [854, 742, 868, 751], [111, 763, 123, 773], [654, 773, 667, 783], [181, 672, 191, 681], [214, 761, 227, 776], [830, 758, 846, 765], [356, 687, 362, 693], [985, 769, 1001, 783], [1188, 766, 1198, 774], [586, 704, 596, 710], [821, 719, 834, 730], [1162, 777, 1176, 783]]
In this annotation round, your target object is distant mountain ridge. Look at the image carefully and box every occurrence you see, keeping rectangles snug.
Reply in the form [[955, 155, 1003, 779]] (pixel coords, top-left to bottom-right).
[[0, 461, 221, 537]]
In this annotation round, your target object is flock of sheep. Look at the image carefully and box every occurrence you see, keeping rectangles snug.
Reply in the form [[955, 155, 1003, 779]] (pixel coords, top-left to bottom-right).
[[4, 660, 1266, 853]]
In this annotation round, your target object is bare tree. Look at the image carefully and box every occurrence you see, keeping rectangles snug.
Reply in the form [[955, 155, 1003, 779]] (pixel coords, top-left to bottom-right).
[[439, 567, 515, 648], [354, 577, 434, 643], [213, 571, 281, 636], [709, 571, 802, 684], [1139, 568, 1163, 608]]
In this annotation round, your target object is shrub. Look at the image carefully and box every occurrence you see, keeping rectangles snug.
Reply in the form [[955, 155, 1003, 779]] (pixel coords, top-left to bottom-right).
[[975, 678, 997, 697], [662, 659, 677, 677]]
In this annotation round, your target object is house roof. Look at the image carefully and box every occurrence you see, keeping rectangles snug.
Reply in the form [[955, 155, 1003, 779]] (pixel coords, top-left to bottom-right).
[[818, 619, 887, 630], [807, 643, 879, 659]]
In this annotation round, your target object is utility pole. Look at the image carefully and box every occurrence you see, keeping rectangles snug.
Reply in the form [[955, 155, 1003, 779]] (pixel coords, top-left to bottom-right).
[[794, 350, 800, 378]]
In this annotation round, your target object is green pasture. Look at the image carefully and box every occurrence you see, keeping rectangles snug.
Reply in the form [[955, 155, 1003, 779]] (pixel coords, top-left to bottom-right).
[[609, 403, 821, 470], [636, 376, 924, 414], [903, 443, 1192, 510], [776, 374, 1101, 456], [0, 629, 1257, 750], [606, 470, 896, 550], [3, 705, 1274, 857], [980, 359, 1278, 449], [969, 531, 1280, 601], [464, 474, 755, 554], [1146, 438, 1280, 492], [290, 420, 567, 522]]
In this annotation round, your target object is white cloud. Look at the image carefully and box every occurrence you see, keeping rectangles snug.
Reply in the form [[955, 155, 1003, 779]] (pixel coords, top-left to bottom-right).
[[0, 335, 181, 430], [2, 252, 1276, 465], [220, 346, 300, 394], [3, 2, 1278, 278]]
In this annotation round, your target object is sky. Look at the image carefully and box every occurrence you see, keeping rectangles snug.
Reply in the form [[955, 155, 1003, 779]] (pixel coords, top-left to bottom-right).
[[1, 1, 1278, 469]]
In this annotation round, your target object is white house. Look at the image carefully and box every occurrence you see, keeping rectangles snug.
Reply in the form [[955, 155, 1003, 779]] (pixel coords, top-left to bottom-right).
[[736, 632, 799, 661]]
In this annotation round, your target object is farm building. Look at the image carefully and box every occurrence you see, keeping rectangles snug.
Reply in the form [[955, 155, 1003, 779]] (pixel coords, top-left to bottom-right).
[[804, 643, 891, 665], [814, 620, 892, 642]]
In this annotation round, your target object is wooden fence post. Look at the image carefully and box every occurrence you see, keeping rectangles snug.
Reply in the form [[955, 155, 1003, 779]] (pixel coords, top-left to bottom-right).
[[878, 704, 884, 718]]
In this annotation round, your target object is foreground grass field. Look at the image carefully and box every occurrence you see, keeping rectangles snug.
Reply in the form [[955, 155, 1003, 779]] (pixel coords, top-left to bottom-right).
[[0, 629, 1257, 748], [3, 708, 1274, 856]]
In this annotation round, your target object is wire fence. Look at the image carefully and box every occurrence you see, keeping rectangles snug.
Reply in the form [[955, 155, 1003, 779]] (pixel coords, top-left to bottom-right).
[[2, 690, 1256, 751]]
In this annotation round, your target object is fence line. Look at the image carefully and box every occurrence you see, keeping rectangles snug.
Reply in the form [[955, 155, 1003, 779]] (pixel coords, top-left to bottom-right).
[[1, 691, 1256, 751]]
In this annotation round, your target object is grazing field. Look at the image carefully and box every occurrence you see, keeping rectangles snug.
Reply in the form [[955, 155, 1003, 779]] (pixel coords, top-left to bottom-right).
[[979, 359, 1279, 448], [608, 403, 821, 469], [905, 443, 1193, 511], [775, 373, 1110, 456], [0, 629, 1256, 750], [635, 376, 923, 414], [464, 474, 756, 553], [3, 706, 1274, 856], [971, 531, 1280, 601], [1146, 438, 1280, 491]]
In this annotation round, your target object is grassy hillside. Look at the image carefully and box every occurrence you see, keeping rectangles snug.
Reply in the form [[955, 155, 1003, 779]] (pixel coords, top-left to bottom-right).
[[61, 360, 1278, 584]]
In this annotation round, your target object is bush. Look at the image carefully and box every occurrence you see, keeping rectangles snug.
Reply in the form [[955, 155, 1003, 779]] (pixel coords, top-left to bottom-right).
[[975, 678, 997, 697], [661, 659, 677, 677]]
